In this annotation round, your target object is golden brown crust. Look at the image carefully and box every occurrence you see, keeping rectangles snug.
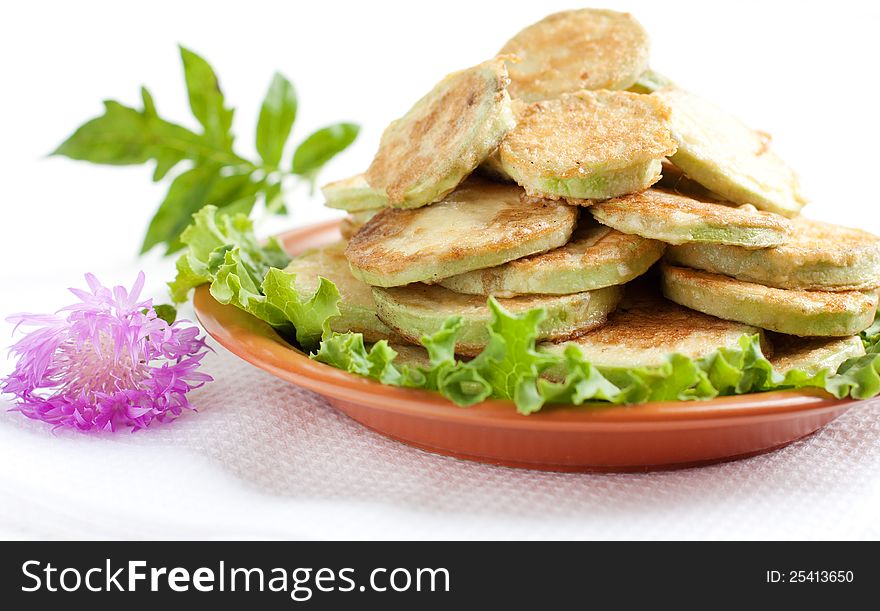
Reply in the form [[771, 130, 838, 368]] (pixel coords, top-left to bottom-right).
[[345, 178, 577, 280], [594, 189, 793, 232], [580, 289, 752, 349], [500, 90, 676, 177], [540, 281, 765, 367], [664, 265, 874, 314], [773, 217, 880, 268], [667, 217, 880, 291], [655, 87, 806, 216], [768, 334, 864, 372], [365, 59, 512, 206], [500, 9, 650, 101]]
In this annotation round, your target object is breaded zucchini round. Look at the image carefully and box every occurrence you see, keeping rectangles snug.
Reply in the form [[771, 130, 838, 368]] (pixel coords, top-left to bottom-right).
[[768, 334, 865, 376], [285, 242, 394, 343], [590, 189, 793, 248], [345, 179, 578, 287], [666, 217, 880, 291], [339, 209, 379, 240], [655, 88, 807, 216], [498, 90, 676, 202], [540, 286, 764, 371], [661, 264, 878, 337], [373, 283, 623, 357], [499, 9, 650, 102], [365, 58, 515, 209], [438, 218, 664, 297], [322, 174, 387, 212]]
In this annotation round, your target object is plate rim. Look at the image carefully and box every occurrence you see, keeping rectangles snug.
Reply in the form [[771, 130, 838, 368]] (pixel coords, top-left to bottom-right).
[[192, 220, 857, 430]]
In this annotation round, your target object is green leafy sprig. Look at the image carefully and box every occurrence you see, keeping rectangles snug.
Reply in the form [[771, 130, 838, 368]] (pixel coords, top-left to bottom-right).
[[53, 46, 359, 254], [171, 208, 880, 413]]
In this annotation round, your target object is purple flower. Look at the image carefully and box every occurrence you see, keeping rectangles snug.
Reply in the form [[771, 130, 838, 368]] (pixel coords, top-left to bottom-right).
[[2, 272, 212, 432]]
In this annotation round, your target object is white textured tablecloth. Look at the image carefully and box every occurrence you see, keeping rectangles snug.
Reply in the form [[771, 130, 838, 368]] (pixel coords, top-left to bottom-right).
[[2, 339, 878, 540]]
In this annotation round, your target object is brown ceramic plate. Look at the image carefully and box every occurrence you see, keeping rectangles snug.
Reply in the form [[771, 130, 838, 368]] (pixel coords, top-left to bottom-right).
[[194, 220, 857, 472]]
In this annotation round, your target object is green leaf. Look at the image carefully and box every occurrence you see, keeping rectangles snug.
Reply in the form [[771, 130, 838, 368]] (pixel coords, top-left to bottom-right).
[[437, 366, 493, 407], [537, 346, 620, 405], [631, 354, 715, 402], [169, 204, 343, 348], [262, 268, 340, 348], [209, 247, 289, 328], [262, 180, 286, 215], [144, 85, 187, 181], [291, 122, 359, 177], [143, 168, 266, 255], [827, 353, 880, 399], [179, 46, 234, 149], [207, 251, 340, 350], [256, 72, 298, 167], [152, 304, 178, 325], [313, 334, 403, 386], [52, 100, 156, 165], [56, 44, 365, 257], [152, 148, 187, 182], [408, 317, 470, 393], [53, 87, 245, 178], [305, 307, 880, 413], [142, 165, 220, 254], [168, 204, 289, 302], [459, 298, 557, 414]]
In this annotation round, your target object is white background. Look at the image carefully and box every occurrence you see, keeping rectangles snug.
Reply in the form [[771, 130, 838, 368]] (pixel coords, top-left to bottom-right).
[[0, 0, 879, 540]]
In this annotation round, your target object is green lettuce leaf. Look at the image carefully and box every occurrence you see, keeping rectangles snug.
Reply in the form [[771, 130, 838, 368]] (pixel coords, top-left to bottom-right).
[[826, 353, 880, 399], [536, 346, 621, 405], [171, 204, 880, 413], [310, 304, 880, 413], [453, 298, 557, 414], [313, 333, 403, 385], [170, 205, 339, 350], [262, 268, 340, 348], [168, 204, 288, 302]]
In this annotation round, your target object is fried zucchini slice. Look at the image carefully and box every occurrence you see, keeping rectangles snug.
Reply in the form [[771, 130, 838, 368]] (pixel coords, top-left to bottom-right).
[[591, 189, 793, 248], [768, 334, 865, 376], [499, 8, 650, 102], [661, 264, 878, 337], [339, 210, 379, 240], [499, 90, 676, 202], [540, 285, 764, 373], [345, 179, 578, 287], [373, 283, 623, 356], [666, 217, 880, 291], [438, 218, 664, 296], [655, 88, 807, 216], [365, 58, 515, 209], [322, 174, 387, 212], [285, 242, 393, 342]]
